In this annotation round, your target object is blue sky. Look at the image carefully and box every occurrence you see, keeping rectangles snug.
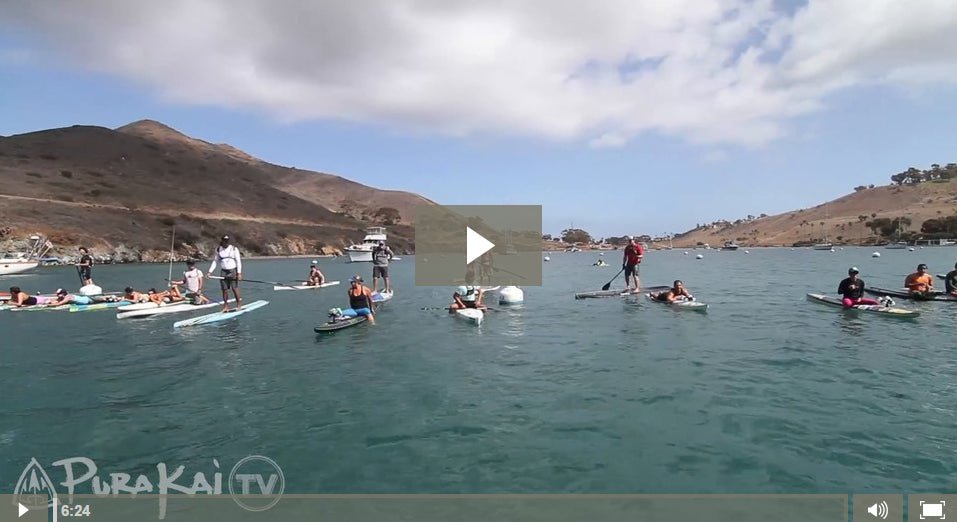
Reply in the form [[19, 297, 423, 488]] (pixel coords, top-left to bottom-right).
[[2, 1, 956, 238]]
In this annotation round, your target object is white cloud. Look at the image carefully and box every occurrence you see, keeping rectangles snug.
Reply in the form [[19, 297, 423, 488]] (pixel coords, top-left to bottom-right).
[[2, 0, 956, 147]]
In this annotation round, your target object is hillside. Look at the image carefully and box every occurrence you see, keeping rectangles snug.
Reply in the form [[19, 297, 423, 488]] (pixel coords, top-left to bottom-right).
[[0, 120, 432, 260], [667, 180, 957, 248]]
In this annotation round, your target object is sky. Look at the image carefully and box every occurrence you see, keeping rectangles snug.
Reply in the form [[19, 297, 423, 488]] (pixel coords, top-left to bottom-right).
[[1, 0, 957, 238]]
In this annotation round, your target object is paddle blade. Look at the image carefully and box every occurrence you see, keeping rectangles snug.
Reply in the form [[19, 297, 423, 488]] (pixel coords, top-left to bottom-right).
[[601, 281, 612, 291]]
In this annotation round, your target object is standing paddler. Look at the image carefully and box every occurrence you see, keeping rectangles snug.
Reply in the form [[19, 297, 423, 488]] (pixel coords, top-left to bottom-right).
[[209, 235, 242, 312]]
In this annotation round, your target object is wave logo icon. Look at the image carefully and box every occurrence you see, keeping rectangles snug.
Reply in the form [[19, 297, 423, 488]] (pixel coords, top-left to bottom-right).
[[13, 458, 58, 510]]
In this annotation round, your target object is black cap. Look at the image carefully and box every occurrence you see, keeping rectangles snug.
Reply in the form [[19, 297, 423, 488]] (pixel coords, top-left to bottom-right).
[[221, 235, 229, 241], [918, 263, 928, 270], [124, 286, 134, 293], [848, 267, 859, 274]]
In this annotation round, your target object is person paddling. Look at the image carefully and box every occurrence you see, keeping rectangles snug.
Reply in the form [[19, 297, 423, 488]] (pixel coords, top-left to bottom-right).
[[339, 275, 376, 324], [172, 260, 210, 304], [450, 285, 486, 311], [209, 235, 242, 312], [372, 241, 393, 293], [307, 261, 325, 286], [904, 263, 934, 299], [9, 286, 42, 307], [650, 280, 694, 302], [122, 286, 150, 303], [944, 262, 957, 296], [48, 288, 94, 306], [76, 247, 94, 286], [622, 237, 644, 293], [838, 267, 882, 308]]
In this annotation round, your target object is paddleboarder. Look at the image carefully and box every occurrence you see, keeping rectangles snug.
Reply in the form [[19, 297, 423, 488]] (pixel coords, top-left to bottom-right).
[[307, 260, 325, 286], [622, 237, 644, 293], [371, 241, 393, 294], [904, 263, 933, 299], [650, 280, 694, 302], [945, 262, 957, 296], [341, 275, 375, 324], [76, 247, 94, 286], [172, 260, 210, 304], [838, 267, 882, 308], [209, 235, 243, 312]]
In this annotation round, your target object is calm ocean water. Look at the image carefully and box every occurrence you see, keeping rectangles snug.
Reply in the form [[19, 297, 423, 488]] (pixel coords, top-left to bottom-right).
[[2, 247, 956, 495]]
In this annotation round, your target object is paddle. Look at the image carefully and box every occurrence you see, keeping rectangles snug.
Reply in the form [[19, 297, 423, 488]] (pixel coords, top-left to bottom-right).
[[601, 268, 625, 291], [208, 275, 301, 290], [166, 226, 175, 289], [74, 265, 84, 286]]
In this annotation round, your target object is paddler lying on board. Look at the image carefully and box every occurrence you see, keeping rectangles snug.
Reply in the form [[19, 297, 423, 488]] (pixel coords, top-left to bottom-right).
[[593, 259, 607, 266], [8, 286, 55, 307], [307, 261, 325, 286], [147, 285, 186, 305], [904, 263, 934, 299], [649, 280, 695, 302], [47, 288, 95, 307], [450, 286, 486, 312], [123, 287, 151, 303], [944, 262, 957, 296], [837, 267, 884, 308], [335, 275, 376, 324]]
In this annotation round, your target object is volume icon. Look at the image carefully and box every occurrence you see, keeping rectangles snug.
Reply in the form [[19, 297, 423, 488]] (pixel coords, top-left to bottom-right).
[[867, 501, 889, 520]]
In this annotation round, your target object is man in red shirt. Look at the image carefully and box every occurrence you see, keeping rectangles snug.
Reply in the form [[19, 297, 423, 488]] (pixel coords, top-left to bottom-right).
[[622, 237, 644, 293]]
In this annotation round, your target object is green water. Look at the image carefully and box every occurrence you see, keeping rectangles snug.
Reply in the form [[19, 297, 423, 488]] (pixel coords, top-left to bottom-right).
[[2, 248, 956, 495]]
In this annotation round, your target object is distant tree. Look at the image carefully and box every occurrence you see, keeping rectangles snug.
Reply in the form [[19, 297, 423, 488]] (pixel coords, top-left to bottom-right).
[[542, 234, 553, 241], [373, 207, 401, 225], [868, 184, 875, 189], [561, 228, 592, 244], [854, 185, 867, 192], [760, 213, 768, 218]]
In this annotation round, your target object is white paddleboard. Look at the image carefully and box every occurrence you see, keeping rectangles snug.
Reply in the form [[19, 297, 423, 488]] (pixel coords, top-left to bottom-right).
[[273, 281, 341, 291], [454, 308, 484, 325], [173, 300, 269, 328], [117, 300, 234, 319], [372, 290, 393, 303]]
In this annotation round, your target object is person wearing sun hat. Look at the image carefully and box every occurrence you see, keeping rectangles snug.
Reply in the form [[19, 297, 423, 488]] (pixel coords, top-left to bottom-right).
[[340, 275, 375, 324], [307, 260, 325, 286], [838, 266, 883, 308]]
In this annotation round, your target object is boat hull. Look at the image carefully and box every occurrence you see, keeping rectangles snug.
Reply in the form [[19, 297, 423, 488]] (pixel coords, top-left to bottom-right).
[[346, 249, 373, 262], [0, 261, 39, 275]]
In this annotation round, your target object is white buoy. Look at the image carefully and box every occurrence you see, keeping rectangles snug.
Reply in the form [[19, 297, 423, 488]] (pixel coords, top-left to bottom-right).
[[499, 285, 524, 305], [683, 251, 689, 255], [908, 247, 915, 252], [599, 252, 604, 256], [695, 254, 704, 259], [543, 256, 551, 262], [872, 252, 881, 258], [79, 284, 103, 296], [744, 250, 750, 254]]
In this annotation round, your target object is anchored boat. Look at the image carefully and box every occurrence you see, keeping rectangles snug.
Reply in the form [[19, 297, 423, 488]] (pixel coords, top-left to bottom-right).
[[0, 236, 52, 276], [345, 227, 388, 263]]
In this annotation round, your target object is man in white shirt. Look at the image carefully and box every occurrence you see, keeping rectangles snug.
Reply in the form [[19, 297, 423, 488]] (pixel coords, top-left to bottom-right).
[[173, 260, 210, 305], [209, 235, 243, 311]]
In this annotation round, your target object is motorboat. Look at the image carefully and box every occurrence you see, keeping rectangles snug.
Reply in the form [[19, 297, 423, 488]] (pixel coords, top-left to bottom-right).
[[345, 227, 388, 263], [0, 235, 52, 276]]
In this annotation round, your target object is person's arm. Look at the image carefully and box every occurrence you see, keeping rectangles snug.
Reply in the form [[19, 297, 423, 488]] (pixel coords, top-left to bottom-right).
[[636, 244, 645, 262], [387, 247, 394, 260], [365, 289, 375, 313], [198, 271, 205, 292], [234, 248, 243, 279], [317, 269, 325, 282], [209, 255, 217, 274], [837, 279, 848, 295]]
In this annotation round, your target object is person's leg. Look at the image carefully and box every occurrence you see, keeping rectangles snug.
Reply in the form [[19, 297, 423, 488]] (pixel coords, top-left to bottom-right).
[[221, 279, 230, 311], [859, 298, 880, 305], [634, 266, 641, 292], [383, 267, 391, 292], [233, 284, 242, 309], [842, 297, 854, 308]]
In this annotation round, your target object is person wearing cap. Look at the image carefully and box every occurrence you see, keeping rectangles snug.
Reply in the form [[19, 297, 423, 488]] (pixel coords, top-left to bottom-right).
[[371, 241, 394, 294], [450, 285, 486, 311], [622, 237, 644, 293], [904, 263, 934, 298], [171, 260, 210, 304], [307, 260, 325, 287], [838, 267, 881, 308], [209, 235, 243, 312], [944, 262, 957, 296], [341, 275, 375, 324], [48, 288, 94, 307]]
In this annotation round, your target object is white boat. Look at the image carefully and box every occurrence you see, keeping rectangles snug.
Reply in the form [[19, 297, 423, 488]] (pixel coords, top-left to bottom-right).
[[721, 241, 740, 251], [0, 236, 52, 276], [884, 241, 907, 249], [812, 243, 834, 251], [345, 227, 388, 263]]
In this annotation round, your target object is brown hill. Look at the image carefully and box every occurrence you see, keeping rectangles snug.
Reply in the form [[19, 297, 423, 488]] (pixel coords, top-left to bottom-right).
[[0, 120, 432, 260], [667, 180, 957, 248]]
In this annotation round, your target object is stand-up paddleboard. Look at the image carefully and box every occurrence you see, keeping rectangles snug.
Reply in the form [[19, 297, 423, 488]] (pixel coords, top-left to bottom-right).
[[315, 315, 368, 332], [372, 290, 393, 303], [117, 300, 234, 319], [864, 286, 957, 302], [480, 286, 501, 292], [273, 281, 341, 291], [454, 308, 484, 325], [173, 300, 269, 328], [69, 301, 132, 312], [646, 293, 708, 311], [806, 293, 919, 317], [575, 285, 669, 299]]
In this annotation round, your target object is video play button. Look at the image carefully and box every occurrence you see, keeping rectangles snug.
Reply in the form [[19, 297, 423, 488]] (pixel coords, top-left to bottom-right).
[[18, 503, 28, 518], [466, 227, 495, 264]]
